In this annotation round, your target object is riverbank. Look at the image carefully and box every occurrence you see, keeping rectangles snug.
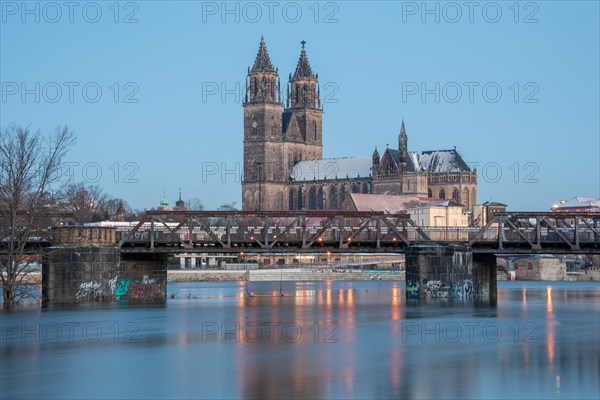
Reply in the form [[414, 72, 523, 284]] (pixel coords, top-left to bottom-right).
[[167, 269, 405, 282]]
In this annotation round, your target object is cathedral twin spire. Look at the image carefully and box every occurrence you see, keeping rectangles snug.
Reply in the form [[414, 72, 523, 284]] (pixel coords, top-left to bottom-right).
[[246, 36, 320, 109], [251, 35, 275, 72], [293, 40, 314, 78]]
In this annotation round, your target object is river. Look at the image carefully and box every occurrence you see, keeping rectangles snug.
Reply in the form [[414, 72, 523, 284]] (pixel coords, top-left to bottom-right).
[[1, 281, 599, 399]]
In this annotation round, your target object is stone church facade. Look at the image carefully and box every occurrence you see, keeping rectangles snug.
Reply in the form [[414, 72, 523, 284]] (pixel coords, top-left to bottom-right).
[[242, 37, 477, 212]]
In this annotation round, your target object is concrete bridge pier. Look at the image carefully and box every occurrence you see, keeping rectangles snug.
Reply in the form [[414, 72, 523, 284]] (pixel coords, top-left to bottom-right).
[[405, 244, 496, 305], [119, 253, 167, 302], [42, 227, 167, 305]]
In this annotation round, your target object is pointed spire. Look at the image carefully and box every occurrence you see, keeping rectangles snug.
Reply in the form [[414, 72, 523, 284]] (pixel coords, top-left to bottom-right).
[[372, 146, 380, 166], [251, 35, 275, 72], [293, 40, 314, 78], [400, 119, 407, 136], [399, 119, 407, 150]]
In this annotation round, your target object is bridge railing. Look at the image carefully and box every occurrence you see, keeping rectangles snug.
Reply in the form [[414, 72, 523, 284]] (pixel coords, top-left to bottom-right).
[[114, 211, 600, 252]]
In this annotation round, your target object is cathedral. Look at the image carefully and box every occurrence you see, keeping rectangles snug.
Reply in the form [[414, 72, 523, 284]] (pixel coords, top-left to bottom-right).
[[242, 36, 477, 212]]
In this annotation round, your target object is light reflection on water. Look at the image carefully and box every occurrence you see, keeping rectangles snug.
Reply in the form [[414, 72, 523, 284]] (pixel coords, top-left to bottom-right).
[[1, 281, 599, 399]]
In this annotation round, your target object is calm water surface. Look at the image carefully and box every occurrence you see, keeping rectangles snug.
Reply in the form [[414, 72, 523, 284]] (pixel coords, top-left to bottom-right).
[[1, 281, 599, 399]]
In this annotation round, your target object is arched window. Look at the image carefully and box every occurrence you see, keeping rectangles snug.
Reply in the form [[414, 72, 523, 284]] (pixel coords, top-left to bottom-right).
[[329, 186, 337, 209], [428, 188, 432, 198], [362, 182, 369, 194], [297, 188, 304, 210], [340, 186, 346, 205], [308, 187, 317, 210], [462, 188, 470, 208], [452, 188, 459, 202], [318, 186, 324, 209], [313, 121, 317, 140], [288, 189, 295, 210], [351, 183, 359, 193], [439, 189, 446, 199]]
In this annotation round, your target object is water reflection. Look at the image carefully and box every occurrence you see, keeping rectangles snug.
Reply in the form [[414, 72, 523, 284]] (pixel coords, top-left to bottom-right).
[[1, 281, 598, 399]]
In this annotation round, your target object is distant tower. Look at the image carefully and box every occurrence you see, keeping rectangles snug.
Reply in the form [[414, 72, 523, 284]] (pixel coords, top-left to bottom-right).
[[158, 189, 172, 211], [372, 147, 380, 176], [398, 119, 408, 170], [175, 189, 186, 211], [242, 36, 285, 211], [116, 201, 126, 221]]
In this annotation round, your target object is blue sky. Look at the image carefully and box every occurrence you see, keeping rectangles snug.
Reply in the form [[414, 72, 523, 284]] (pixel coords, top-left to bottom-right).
[[1, 0, 599, 210]]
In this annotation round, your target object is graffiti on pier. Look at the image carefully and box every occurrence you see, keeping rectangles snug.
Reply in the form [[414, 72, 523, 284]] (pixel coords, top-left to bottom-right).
[[451, 283, 462, 298], [406, 281, 420, 298], [114, 275, 162, 301], [422, 279, 450, 298], [114, 280, 131, 296], [75, 277, 118, 302], [463, 279, 473, 298]]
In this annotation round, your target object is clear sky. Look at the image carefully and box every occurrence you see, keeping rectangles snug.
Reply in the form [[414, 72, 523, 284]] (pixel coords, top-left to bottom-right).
[[1, 0, 599, 211]]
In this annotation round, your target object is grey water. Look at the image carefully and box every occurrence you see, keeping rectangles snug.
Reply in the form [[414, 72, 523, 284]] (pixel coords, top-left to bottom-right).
[[1, 281, 599, 400]]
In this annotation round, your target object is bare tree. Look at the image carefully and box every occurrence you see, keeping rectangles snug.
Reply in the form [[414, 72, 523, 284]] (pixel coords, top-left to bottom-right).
[[186, 197, 205, 211], [0, 125, 76, 309], [61, 182, 109, 224], [217, 202, 238, 211]]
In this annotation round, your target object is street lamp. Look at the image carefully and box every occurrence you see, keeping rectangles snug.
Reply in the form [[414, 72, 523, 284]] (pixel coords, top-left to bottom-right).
[[256, 161, 263, 211]]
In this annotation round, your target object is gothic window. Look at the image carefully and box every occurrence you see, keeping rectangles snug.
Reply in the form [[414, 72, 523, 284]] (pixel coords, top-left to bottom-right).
[[313, 121, 317, 140], [295, 84, 299, 104], [329, 186, 337, 209], [439, 189, 446, 199], [428, 188, 432, 198], [271, 115, 277, 135], [462, 188, 470, 208], [289, 189, 295, 210], [362, 182, 369, 194], [261, 78, 266, 98], [297, 188, 304, 210], [318, 186, 324, 209], [308, 187, 317, 210], [302, 85, 307, 104], [452, 188, 459, 202], [340, 185, 346, 204], [351, 183, 359, 193]]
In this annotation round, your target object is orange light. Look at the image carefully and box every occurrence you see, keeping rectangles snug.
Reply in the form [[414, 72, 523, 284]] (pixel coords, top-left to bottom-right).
[[392, 237, 397, 241], [318, 237, 323, 242], [240, 252, 245, 256], [347, 237, 352, 242], [273, 235, 277, 239], [250, 236, 254, 240]]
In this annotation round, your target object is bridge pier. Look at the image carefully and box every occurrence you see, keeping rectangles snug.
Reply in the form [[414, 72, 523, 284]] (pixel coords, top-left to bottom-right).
[[42, 227, 166, 305], [405, 244, 496, 305]]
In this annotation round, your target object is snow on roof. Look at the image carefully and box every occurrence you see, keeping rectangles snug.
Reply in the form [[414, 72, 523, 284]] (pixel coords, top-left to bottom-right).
[[347, 193, 463, 213], [410, 150, 471, 173], [482, 201, 507, 207], [290, 157, 372, 182], [556, 197, 600, 209]]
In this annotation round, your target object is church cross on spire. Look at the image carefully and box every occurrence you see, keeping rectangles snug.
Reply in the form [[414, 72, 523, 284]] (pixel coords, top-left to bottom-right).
[[293, 40, 314, 78]]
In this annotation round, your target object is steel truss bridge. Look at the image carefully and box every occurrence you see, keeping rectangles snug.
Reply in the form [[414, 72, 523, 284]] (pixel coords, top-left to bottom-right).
[[115, 211, 600, 255]]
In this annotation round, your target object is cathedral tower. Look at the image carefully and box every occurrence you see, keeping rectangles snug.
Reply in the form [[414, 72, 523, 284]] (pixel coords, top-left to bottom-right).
[[282, 41, 323, 176], [242, 36, 286, 211]]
